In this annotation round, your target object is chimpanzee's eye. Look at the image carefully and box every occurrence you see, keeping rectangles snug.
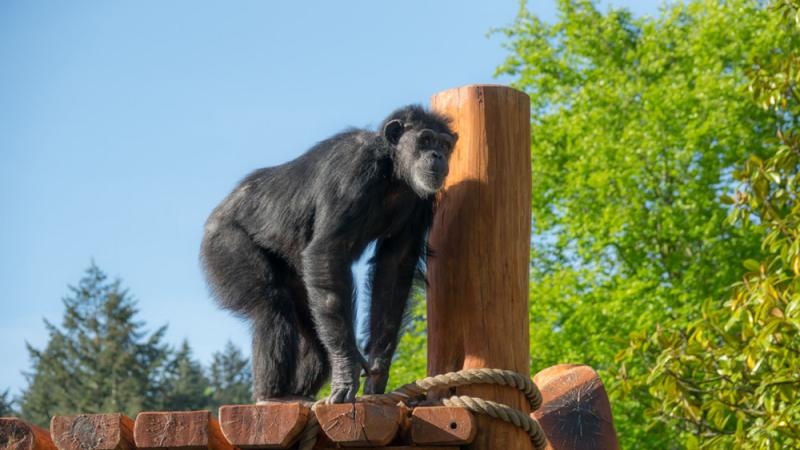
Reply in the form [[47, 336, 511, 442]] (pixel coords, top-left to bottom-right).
[[420, 135, 431, 147]]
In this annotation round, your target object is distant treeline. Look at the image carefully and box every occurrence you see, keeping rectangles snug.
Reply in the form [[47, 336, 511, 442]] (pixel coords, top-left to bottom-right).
[[3, 264, 251, 426]]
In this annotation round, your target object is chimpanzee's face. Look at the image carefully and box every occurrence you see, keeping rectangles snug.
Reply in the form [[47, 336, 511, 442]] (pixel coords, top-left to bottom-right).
[[388, 122, 457, 197]]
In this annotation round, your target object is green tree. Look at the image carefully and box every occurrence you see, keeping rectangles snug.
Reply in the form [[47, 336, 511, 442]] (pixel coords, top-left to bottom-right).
[[495, 0, 785, 446], [207, 341, 252, 409], [627, 1, 800, 448], [0, 389, 15, 417], [19, 264, 169, 426], [158, 340, 210, 411], [387, 290, 427, 390]]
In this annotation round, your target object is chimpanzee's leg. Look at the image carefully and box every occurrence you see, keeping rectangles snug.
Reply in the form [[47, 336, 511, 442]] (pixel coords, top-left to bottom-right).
[[292, 331, 330, 397], [201, 222, 298, 402], [249, 291, 299, 401]]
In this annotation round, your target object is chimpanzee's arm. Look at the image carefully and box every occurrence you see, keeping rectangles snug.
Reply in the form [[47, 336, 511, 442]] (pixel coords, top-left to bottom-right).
[[363, 211, 429, 394], [302, 238, 366, 403]]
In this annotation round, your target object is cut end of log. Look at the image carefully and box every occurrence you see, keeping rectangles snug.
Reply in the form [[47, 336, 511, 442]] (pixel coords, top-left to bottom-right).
[[533, 364, 619, 450], [133, 411, 233, 450], [218, 404, 308, 449], [50, 413, 134, 450], [410, 406, 476, 445], [1, 418, 57, 450], [314, 403, 402, 447]]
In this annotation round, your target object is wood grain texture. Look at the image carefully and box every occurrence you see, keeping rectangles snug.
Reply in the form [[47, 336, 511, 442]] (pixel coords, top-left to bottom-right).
[[315, 447, 458, 450], [50, 414, 134, 450], [532, 365, 619, 450], [1, 417, 57, 450], [218, 404, 308, 449], [314, 403, 401, 447], [133, 411, 234, 450], [428, 85, 533, 450], [410, 406, 475, 445], [315, 447, 457, 450]]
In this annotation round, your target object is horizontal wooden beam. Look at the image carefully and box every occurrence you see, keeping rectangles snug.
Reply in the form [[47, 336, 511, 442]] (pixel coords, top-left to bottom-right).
[[50, 414, 135, 450], [410, 406, 476, 446], [316, 447, 458, 450], [133, 411, 233, 450], [218, 404, 308, 449], [0, 417, 57, 450], [314, 403, 402, 447]]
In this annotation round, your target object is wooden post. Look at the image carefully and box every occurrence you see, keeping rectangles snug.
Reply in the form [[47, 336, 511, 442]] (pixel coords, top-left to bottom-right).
[[428, 84, 532, 450]]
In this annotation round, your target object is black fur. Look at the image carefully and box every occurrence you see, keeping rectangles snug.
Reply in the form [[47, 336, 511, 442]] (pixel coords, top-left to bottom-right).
[[200, 105, 457, 403]]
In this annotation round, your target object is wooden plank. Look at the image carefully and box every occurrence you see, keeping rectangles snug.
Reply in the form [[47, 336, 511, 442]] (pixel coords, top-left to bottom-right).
[[410, 406, 475, 446], [133, 411, 234, 450], [314, 403, 401, 447], [316, 447, 458, 450], [50, 414, 134, 450], [1, 417, 57, 450], [532, 365, 619, 450], [218, 404, 308, 449], [428, 85, 533, 450]]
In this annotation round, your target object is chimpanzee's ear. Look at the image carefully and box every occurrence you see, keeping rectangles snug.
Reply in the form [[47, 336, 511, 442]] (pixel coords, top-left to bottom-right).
[[383, 119, 404, 145]]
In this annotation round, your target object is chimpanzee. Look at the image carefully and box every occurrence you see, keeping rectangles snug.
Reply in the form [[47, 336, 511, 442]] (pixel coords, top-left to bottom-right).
[[200, 105, 457, 404]]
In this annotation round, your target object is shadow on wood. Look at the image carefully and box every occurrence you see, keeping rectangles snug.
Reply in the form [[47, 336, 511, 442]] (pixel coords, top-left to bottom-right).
[[532, 365, 619, 450]]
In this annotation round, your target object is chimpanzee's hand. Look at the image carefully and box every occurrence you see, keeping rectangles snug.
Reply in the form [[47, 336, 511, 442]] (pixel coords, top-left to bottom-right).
[[363, 357, 390, 395], [327, 355, 367, 404]]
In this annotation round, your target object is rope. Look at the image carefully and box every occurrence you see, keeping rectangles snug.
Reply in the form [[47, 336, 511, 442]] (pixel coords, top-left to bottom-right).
[[444, 395, 547, 450], [296, 368, 546, 450]]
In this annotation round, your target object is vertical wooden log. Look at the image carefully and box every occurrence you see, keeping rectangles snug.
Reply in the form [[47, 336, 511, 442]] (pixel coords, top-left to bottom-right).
[[428, 84, 532, 450]]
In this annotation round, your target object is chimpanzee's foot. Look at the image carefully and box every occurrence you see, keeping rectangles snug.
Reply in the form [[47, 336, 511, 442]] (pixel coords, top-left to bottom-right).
[[255, 395, 315, 405]]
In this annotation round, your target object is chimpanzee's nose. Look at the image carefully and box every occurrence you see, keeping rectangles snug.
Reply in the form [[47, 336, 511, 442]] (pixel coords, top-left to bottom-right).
[[431, 151, 443, 160]]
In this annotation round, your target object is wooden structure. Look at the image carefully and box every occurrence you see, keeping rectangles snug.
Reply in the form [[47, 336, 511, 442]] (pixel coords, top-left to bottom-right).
[[2, 406, 479, 450], [1, 84, 619, 450], [533, 365, 619, 450], [428, 85, 533, 450]]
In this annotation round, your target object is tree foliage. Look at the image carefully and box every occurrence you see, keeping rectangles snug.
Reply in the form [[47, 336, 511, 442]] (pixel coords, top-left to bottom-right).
[[495, 0, 789, 446], [387, 290, 427, 391], [18, 264, 252, 426], [625, 1, 800, 448], [20, 264, 169, 426], [158, 340, 210, 411], [0, 389, 15, 417], [208, 341, 252, 410]]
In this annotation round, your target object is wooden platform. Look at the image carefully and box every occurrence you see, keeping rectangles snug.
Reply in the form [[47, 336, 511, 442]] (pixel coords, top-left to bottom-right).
[[2, 364, 618, 450], [1, 405, 476, 450]]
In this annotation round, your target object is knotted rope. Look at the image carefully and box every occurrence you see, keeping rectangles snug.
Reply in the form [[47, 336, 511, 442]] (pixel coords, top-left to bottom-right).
[[296, 368, 546, 450]]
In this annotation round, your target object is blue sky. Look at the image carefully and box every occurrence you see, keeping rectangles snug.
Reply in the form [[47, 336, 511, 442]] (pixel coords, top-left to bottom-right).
[[0, 0, 662, 395]]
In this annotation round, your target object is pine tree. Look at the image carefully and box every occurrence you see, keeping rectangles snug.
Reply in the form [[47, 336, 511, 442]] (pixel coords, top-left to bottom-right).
[[207, 341, 251, 409], [0, 389, 15, 417], [158, 340, 210, 411], [19, 263, 170, 426]]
